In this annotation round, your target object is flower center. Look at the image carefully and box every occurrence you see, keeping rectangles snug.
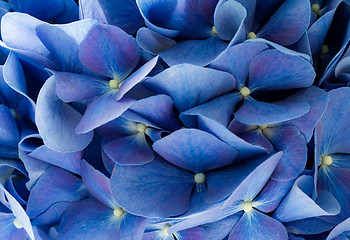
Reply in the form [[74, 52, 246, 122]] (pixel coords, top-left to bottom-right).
[[211, 26, 218, 36], [162, 223, 171, 235], [321, 155, 333, 167], [113, 207, 125, 219], [109, 79, 122, 90], [13, 218, 23, 229], [258, 124, 268, 130], [312, 3, 321, 15], [247, 32, 257, 39], [194, 173, 205, 184], [242, 201, 254, 212], [240, 87, 251, 97], [322, 45, 329, 55], [136, 123, 147, 133]]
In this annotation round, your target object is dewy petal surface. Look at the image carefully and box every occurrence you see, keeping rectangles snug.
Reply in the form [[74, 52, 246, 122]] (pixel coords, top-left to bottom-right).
[[110, 156, 194, 218]]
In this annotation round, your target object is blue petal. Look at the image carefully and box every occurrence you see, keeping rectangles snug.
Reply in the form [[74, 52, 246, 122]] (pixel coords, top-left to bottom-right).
[[3, 51, 36, 121], [264, 126, 308, 181], [79, 23, 141, 79], [35, 76, 94, 152], [36, 19, 96, 73], [136, 27, 176, 54], [128, 94, 182, 131], [153, 128, 238, 173], [75, 94, 135, 134], [205, 152, 281, 204], [26, 167, 88, 222], [159, 37, 228, 66], [327, 218, 350, 240], [10, 0, 65, 21], [202, 215, 241, 240], [144, 64, 235, 112], [103, 133, 154, 165], [213, 0, 246, 41], [116, 56, 159, 101], [81, 160, 116, 209], [210, 41, 268, 89], [235, 96, 310, 125], [58, 198, 146, 240], [0, 213, 27, 240], [0, 184, 34, 239], [280, 86, 329, 142], [285, 217, 336, 235], [0, 105, 20, 148], [110, 156, 194, 218], [257, 0, 311, 45], [180, 92, 241, 128], [273, 175, 340, 222], [197, 116, 267, 160], [318, 87, 350, 154], [228, 210, 288, 240], [247, 49, 315, 92], [82, 0, 144, 34]]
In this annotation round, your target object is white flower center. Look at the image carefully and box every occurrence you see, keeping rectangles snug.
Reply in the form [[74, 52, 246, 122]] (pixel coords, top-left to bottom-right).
[[113, 207, 125, 219], [321, 155, 333, 167], [109, 79, 122, 90], [13, 218, 23, 229], [194, 173, 205, 184], [136, 123, 147, 133], [240, 87, 251, 97]]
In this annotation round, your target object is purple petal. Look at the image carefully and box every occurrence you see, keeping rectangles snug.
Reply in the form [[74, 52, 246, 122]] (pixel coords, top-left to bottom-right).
[[153, 128, 238, 173], [144, 64, 235, 112], [35, 76, 94, 153], [54, 71, 107, 102], [110, 156, 194, 218], [75, 94, 135, 134], [79, 23, 140, 79], [103, 133, 154, 165]]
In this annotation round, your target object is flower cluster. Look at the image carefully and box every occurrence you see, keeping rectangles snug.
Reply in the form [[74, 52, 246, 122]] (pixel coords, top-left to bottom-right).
[[0, 0, 349, 239]]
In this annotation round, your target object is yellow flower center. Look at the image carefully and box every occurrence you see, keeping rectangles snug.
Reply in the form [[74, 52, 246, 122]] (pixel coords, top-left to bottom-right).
[[109, 79, 122, 90], [321, 155, 333, 167], [211, 26, 218, 36], [113, 208, 125, 219], [247, 32, 257, 39]]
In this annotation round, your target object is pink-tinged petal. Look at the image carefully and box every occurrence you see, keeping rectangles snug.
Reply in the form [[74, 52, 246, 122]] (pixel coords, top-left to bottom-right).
[[79, 23, 140, 79]]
